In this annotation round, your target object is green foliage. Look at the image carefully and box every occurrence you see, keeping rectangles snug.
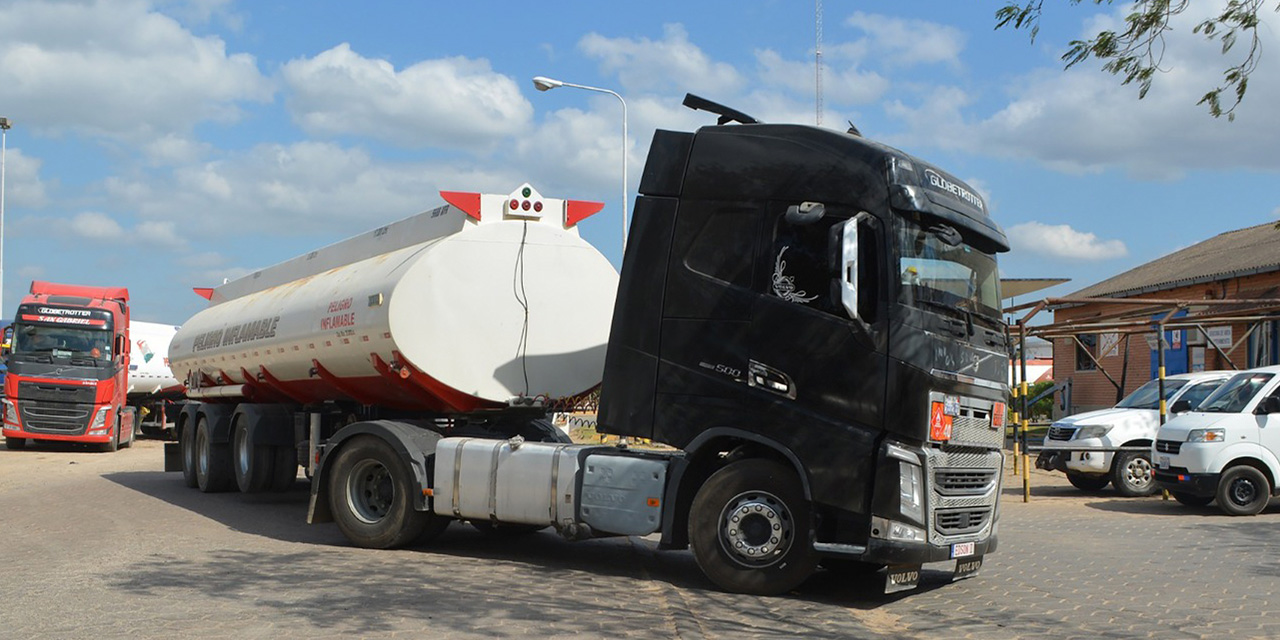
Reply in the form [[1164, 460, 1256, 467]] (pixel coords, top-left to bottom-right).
[[1010, 380, 1058, 419], [996, 0, 1277, 120]]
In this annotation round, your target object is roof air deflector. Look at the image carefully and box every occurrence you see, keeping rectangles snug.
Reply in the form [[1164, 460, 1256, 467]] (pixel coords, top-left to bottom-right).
[[682, 93, 760, 125]]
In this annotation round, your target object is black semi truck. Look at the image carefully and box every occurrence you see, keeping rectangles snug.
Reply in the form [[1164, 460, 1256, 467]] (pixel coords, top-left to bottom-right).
[[168, 95, 1010, 596]]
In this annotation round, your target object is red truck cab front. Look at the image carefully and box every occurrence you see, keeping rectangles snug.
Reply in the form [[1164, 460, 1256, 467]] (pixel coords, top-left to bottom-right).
[[2, 281, 135, 451]]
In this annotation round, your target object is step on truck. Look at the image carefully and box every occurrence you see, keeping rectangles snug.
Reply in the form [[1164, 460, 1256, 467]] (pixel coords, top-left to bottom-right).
[[3, 281, 137, 451], [166, 94, 1011, 595]]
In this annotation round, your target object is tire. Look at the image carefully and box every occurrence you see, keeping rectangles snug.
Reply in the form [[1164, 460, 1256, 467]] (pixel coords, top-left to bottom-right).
[[121, 420, 135, 449], [233, 420, 273, 493], [5, 437, 26, 450], [103, 423, 120, 453], [179, 420, 199, 488], [1066, 472, 1110, 492], [268, 445, 299, 492], [1172, 492, 1213, 507], [196, 416, 235, 493], [688, 459, 817, 595], [1111, 451, 1158, 497], [1216, 465, 1271, 516], [328, 435, 441, 549]]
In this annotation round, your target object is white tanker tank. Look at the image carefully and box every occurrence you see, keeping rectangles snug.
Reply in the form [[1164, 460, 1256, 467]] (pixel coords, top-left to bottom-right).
[[127, 320, 181, 399], [169, 184, 619, 412]]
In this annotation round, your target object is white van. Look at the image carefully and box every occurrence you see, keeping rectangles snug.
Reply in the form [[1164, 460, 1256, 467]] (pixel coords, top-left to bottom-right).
[[1036, 371, 1232, 496], [1154, 365, 1280, 515]]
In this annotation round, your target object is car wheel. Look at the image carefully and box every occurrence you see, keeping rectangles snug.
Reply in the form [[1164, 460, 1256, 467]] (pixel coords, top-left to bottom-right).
[[1111, 451, 1158, 497], [1216, 465, 1271, 516]]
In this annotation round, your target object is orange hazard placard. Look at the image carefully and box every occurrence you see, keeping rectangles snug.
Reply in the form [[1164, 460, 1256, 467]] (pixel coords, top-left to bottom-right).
[[929, 402, 953, 442], [991, 402, 1006, 429]]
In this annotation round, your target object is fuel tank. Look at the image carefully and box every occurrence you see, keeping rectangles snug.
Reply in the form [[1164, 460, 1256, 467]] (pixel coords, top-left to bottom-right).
[[127, 320, 181, 398], [169, 184, 618, 411]]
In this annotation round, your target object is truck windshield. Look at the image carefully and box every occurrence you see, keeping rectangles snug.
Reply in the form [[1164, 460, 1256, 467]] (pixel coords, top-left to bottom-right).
[[12, 324, 113, 360], [1115, 378, 1188, 409], [898, 216, 1001, 321], [1197, 372, 1274, 413]]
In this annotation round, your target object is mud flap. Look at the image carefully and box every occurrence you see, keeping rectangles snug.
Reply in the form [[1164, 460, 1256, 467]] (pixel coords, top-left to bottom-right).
[[164, 442, 182, 472], [883, 564, 921, 594], [954, 556, 983, 580]]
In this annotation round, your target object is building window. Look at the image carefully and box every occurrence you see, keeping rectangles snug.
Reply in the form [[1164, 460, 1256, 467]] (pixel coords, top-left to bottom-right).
[[1075, 334, 1098, 371]]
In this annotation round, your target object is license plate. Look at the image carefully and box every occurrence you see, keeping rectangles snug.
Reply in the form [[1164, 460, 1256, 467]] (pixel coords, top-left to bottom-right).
[[955, 556, 983, 580], [1158, 455, 1170, 469], [951, 541, 976, 558], [944, 395, 961, 417]]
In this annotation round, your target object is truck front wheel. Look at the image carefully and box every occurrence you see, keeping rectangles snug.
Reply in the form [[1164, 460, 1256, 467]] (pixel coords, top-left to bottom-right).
[[1216, 466, 1271, 516], [689, 459, 817, 595], [1111, 451, 1158, 497], [328, 435, 446, 549], [5, 436, 26, 450]]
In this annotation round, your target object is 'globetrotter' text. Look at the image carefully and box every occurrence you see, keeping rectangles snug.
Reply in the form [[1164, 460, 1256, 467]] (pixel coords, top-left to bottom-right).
[[924, 169, 985, 212]]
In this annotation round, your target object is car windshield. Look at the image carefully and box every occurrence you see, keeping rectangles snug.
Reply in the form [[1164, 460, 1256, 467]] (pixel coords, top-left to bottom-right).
[[897, 215, 1002, 321], [1197, 372, 1275, 413], [1115, 378, 1188, 409], [1176, 379, 1227, 409], [12, 323, 113, 359]]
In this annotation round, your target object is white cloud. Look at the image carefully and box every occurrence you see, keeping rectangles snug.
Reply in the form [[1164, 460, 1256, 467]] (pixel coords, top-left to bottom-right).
[[143, 134, 211, 166], [756, 49, 888, 105], [69, 211, 125, 239], [0, 148, 50, 208], [0, 0, 272, 141], [1008, 222, 1127, 261], [844, 12, 966, 68], [579, 24, 743, 95], [281, 44, 532, 149]]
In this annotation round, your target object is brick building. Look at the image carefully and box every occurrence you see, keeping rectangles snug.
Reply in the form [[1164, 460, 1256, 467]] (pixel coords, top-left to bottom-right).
[[1047, 222, 1280, 413]]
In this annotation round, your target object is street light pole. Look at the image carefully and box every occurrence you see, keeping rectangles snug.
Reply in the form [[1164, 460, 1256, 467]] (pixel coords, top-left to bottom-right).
[[531, 76, 628, 254], [0, 116, 10, 318]]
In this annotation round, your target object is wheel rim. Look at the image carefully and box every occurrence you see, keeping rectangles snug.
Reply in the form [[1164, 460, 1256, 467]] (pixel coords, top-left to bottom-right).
[[718, 489, 793, 567], [197, 428, 209, 477], [236, 429, 251, 474], [1229, 476, 1258, 506], [183, 425, 196, 469], [346, 458, 395, 524], [1124, 456, 1153, 489]]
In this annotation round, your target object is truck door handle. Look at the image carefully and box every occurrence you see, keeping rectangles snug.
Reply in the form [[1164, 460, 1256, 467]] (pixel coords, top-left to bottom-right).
[[748, 360, 797, 400]]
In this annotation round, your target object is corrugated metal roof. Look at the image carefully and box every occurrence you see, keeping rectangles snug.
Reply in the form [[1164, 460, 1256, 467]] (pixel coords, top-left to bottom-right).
[[1067, 222, 1280, 299]]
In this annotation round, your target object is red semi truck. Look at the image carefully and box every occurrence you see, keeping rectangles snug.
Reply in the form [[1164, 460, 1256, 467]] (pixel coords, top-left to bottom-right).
[[2, 281, 137, 451]]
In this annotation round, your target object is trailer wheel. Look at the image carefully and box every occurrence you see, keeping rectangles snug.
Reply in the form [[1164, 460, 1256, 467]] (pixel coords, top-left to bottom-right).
[[179, 421, 198, 488], [329, 435, 434, 549], [1216, 465, 1271, 516], [233, 421, 273, 493], [688, 459, 817, 595], [1172, 492, 1213, 507], [5, 436, 26, 450], [196, 416, 235, 493], [268, 445, 299, 492], [1066, 472, 1110, 492], [1111, 451, 1157, 497]]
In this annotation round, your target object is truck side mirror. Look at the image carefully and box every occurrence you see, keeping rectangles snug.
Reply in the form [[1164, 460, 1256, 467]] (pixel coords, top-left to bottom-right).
[[830, 212, 877, 323], [1257, 396, 1280, 415], [1170, 399, 1192, 414]]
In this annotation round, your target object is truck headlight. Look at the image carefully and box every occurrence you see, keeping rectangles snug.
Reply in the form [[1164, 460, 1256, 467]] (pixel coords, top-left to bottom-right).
[[1187, 428, 1225, 443], [2, 399, 16, 425], [1075, 425, 1113, 440], [899, 460, 924, 522], [89, 407, 110, 430]]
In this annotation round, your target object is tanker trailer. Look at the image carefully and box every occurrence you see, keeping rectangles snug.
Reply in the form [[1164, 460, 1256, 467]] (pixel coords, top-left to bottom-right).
[[167, 183, 618, 494]]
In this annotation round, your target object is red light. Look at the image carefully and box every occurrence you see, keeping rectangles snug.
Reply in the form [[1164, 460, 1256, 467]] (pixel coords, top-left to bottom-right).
[[509, 199, 519, 210], [522, 200, 531, 211], [533, 201, 543, 212]]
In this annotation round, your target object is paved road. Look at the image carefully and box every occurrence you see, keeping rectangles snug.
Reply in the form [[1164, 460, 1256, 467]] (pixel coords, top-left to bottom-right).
[[1, 439, 1277, 639]]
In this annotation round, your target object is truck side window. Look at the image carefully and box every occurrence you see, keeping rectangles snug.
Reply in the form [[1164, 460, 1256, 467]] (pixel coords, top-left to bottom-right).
[[769, 214, 839, 315]]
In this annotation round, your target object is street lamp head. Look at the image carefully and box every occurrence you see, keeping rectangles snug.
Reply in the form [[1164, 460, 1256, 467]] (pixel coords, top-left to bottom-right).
[[0, 117, 10, 130], [532, 76, 563, 92]]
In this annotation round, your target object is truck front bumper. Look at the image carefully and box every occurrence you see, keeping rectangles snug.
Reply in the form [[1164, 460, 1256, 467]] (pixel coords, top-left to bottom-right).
[[1154, 468, 1219, 497], [862, 533, 998, 566]]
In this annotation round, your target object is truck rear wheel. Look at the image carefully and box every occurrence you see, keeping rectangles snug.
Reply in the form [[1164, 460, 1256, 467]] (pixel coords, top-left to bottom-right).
[[328, 435, 442, 549], [268, 445, 299, 492], [689, 459, 817, 595], [179, 421, 199, 488], [196, 416, 235, 493], [5, 436, 26, 450], [1066, 472, 1110, 492], [233, 421, 274, 493], [1111, 451, 1158, 497], [1216, 465, 1271, 516]]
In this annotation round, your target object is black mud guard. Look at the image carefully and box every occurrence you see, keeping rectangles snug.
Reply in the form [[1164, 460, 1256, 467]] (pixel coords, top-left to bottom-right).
[[307, 420, 443, 525], [196, 404, 236, 445], [173, 402, 200, 443], [229, 404, 296, 448]]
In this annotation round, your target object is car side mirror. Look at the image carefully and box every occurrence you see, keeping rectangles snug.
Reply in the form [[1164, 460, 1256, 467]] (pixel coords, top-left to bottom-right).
[[1257, 396, 1280, 415], [1170, 399, 1192, 414]]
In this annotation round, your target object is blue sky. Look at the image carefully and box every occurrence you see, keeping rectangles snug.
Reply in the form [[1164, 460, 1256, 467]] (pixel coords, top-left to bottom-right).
[[1, 0, 1277, 324]]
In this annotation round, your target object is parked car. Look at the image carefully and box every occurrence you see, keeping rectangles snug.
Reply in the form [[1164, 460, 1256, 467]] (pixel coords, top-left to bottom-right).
[[1154, 365, 1280, 515], [1036, 371, 1233, 496]]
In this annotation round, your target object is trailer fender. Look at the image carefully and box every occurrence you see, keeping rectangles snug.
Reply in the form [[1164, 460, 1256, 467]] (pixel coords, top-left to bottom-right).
[[196, 404, 236, 445], [229, 404, 296, 448], [174, 403, 199, 443], [658, 427, 811, 550], [307, 420, 443, 525]]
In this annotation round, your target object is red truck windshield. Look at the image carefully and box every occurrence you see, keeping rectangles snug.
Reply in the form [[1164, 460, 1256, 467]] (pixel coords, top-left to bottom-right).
[[12, 324, 113, 360]]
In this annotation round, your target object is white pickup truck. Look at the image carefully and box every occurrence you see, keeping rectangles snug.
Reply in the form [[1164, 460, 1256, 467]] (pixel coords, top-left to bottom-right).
[[1154, 365, 1280, 515], [1036, 371, 1232, 496]]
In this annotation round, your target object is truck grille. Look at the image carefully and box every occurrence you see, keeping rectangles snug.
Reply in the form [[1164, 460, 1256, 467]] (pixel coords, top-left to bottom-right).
[[1155, 440, 1182, 454], [935, 508, 991, 535], [17, 381, 97, 404], [18, 401, 92, 435], [928, 392, 1003, 448], [934, 468, 997, 496], [1047, 425, 1076, 441]]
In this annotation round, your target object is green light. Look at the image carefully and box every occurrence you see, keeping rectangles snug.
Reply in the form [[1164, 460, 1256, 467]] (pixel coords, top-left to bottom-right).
[[522, 187, 532, 198]]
